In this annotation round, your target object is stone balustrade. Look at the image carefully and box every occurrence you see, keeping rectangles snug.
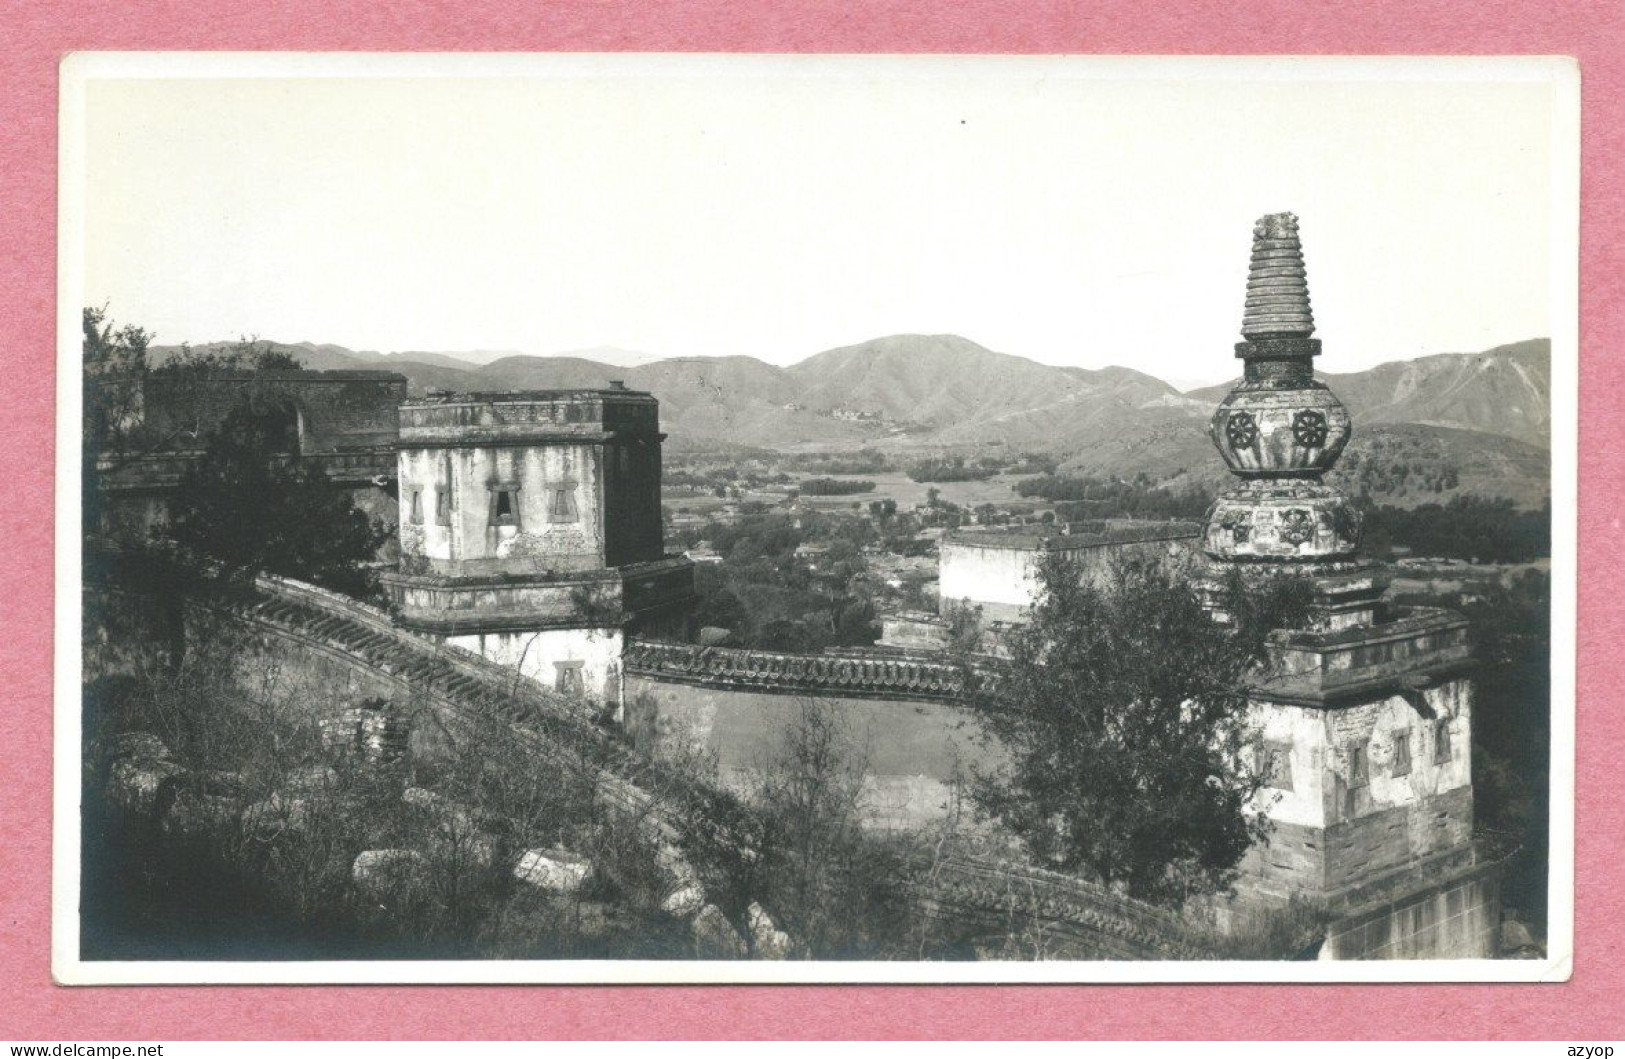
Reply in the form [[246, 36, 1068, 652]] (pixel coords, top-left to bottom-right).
[[622, 639, 968, 701]]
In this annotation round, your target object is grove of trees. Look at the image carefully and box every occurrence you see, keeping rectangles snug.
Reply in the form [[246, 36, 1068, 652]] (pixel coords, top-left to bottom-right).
[[796, 477, 876, 496], [678, 511, 882, 652], [1359, 496, 1550, 564], [905, 455, 1000, 483], [1016, 472, 1215, 521]]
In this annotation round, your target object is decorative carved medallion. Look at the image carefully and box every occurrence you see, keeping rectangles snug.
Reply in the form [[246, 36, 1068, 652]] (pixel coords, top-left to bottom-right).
[[1279, 508, 1315, 545], [1292, 409, 1329, 447], [1225, 411, 1258, 448]]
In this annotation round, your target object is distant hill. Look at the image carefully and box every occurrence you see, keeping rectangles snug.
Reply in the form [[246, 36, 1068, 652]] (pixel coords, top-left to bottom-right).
[[144, 333, 1552, 504], [1331, 423, 1550, 510], [380, 350, 490, 370], [553, 346, 666, 369]]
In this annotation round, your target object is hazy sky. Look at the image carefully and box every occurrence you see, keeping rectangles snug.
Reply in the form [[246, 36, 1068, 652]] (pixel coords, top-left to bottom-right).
[[76, 56, 1569, 385]]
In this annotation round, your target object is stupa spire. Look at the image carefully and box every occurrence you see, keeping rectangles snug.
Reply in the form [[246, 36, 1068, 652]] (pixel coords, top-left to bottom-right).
[[1241, 211, 1315, 339], [1202, 212, 1358, 567]]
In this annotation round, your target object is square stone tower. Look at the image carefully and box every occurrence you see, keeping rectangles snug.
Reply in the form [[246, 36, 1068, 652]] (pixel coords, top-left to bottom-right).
[[1203, 215, 1494, 957], [380, 385, 695, 705]]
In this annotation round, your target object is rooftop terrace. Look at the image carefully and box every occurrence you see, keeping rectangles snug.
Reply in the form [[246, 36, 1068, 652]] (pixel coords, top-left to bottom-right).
[[399, 385, 661, 446]]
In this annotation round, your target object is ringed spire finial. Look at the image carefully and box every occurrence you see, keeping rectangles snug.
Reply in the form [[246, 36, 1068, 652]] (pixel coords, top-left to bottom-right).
[[1241, 211, 1315, 340]]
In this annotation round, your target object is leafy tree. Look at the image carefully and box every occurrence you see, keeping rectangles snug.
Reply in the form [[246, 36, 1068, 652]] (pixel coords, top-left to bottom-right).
[[147, 337, 304, 378], [756, 618, 831, 654], [1221, 566, 1318, 666], [82, 314, 381, 595], [166, 405, 387, 598], [832, 598, 879, 646], [82, 307, 154, 530], [83, 306, 152, 456], [968, 553, 1285, 905], [750, 699, 907, 956], [673, 699, 914, 958], [906, 455, 996, 483], [692, 580, 750, 637]]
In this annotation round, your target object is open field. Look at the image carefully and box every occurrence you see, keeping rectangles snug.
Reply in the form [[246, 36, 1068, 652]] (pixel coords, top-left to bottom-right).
[[789, 471, 1036, 510]]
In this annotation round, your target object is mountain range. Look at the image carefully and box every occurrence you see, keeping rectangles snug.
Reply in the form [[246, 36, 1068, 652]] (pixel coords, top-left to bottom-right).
[[148, 334, 1552, 507]]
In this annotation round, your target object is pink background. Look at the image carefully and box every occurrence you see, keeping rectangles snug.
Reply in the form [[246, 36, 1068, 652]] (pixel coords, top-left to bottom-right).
[[3, 0, 1620, 1041]]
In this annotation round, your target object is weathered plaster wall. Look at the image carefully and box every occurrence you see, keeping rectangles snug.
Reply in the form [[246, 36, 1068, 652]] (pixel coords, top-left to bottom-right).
[[938, 540, 1041, 615], [624, 674, 1000, 829], [398, 442, 605, 575], [937, 532, 1197, 621], [1241, 677, 1474, 898], [447, 626, 624, 706], [878, 613, 951, 652], [1247, 679, 1470, 828]]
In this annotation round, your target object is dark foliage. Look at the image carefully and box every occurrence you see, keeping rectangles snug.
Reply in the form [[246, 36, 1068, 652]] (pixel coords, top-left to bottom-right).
[[787, 449, 895, 475], [1461, 570, 1551, 927], [905, 455, 999, 483], [797, 477, 876, 496], [1221, 567, 1319, 666], [166, 405, 388, 598], [82, 306, 153, 530], [82, 306, 151, 453], [673, 700, 917, 958], [1359, 495, 1550, 563], [968, 553, 1276, 905], [678, 512, 881, 653], [148, 340, 305, 377], [1019, 473, 1214, 521]]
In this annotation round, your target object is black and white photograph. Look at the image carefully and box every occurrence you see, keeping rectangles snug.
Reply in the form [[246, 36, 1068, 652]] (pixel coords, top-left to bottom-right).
[[57, 53, 1576, 983]]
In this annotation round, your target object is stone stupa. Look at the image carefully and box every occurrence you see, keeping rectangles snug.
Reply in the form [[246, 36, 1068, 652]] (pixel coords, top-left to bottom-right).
[[1201, 213, 1497, 959], [1201, 211, 1381, 630]]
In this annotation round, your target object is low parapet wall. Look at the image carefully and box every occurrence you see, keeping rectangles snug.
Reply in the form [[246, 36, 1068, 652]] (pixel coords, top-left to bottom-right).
[[913, 855, 1215, 960], [623, 640, 966, 700], [1257, 607, 1474, 706]]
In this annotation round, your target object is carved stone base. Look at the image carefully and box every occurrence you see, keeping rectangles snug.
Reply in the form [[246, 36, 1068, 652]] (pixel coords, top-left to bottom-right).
[[1204, 482, 1361, 562]]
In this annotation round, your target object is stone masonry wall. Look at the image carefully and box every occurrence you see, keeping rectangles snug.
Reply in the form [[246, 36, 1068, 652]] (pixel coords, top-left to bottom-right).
[[1321, 865, 1500, 959], [624, 672, 1001, 830], [1324, 785, 1475, 894]]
